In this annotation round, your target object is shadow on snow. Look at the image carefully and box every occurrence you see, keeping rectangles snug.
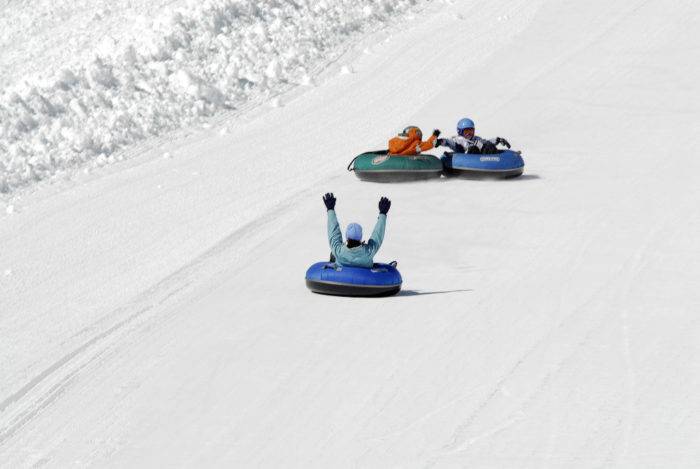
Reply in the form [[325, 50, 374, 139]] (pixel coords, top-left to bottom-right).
[[397, 289, 473, 297]]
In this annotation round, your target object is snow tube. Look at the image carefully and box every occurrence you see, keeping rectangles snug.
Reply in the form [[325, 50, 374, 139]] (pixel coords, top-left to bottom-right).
[[305, 261, 402, 297], [441, 150, 524, 178], [348, 150, 443, 182]]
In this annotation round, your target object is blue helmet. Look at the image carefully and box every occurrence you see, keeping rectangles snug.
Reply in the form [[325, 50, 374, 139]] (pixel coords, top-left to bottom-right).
[[346, 223, 363, 241], [456, 118, 475, 133]]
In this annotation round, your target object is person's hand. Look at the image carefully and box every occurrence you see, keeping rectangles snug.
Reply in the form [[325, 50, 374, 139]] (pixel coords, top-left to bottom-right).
[[378, 196, 391, 215], [435, 138, 445, 147], [432, 129, 441, 138], [323, 193, 336, 211], [481, 141, 498, 154], [495, 137, 511, 148]]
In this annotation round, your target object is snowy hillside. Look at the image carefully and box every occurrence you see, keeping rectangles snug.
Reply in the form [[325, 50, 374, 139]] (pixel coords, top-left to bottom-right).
[[0, 0, 428, 194], [2, 0, 700, 467]]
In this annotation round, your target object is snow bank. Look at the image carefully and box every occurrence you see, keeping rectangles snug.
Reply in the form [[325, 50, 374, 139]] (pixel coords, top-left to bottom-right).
[[0, 0, 424, 194]]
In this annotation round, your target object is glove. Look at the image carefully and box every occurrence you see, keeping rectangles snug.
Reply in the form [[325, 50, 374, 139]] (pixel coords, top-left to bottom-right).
[[495, 137, 511, 148], [323, 192, 336, 211], [432, 129, 441, 138], [435, 138, 445, 147], [481, 141, 498, 154], [378, 196, 391, 215]]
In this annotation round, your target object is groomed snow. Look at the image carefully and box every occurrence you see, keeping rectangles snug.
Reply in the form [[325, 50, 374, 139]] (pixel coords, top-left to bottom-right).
[[0, 0, 428, 194], [2, 0, 700, 467]]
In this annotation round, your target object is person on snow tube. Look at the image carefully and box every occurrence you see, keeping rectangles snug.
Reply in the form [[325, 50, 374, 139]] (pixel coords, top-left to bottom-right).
[[388, 126, 441, 156], [436, 118, 510, 155], [323, 193, 391, 268]]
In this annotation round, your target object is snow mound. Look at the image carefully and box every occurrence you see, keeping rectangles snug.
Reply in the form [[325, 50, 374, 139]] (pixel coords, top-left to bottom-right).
[[0, 0, 424, 194]]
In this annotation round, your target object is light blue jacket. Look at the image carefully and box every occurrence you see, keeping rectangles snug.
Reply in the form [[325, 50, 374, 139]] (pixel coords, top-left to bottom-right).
[[327, 209, 386, 268]]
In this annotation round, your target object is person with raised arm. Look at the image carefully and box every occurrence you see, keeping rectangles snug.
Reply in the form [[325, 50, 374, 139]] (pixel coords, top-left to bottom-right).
[[388, 126, 441, 155], [323, 193, 391, 268]]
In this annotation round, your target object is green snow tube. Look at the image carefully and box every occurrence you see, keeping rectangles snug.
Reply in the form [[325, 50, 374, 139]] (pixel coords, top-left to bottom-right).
[[348, 150, 443, 182]]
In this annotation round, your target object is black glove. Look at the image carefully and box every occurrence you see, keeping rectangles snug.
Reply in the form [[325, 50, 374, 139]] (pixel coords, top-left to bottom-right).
[[432, 129, 441, 138], [323, 193, 336, 211], [378, 196, 391, 215], [481, 141, 498, 154], [435, 138, 445, 146], [495, 137, 511, 148]]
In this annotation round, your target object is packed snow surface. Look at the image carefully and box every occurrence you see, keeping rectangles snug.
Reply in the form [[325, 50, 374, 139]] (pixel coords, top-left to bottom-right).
[[2, 0, 700, 467], [0, 0, 425, 194]]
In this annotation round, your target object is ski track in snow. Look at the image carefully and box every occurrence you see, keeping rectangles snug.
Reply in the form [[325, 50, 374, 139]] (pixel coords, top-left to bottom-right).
[[0, 180, 319, 445], [2, 0, 700, 466]]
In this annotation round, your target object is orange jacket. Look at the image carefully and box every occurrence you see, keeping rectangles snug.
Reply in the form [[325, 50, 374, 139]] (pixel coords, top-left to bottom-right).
[[388, 127, 437, 155]]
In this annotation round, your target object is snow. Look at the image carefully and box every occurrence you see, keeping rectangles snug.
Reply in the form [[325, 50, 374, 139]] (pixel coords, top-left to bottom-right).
[[0, 0, 429, 195], [2, 0, 700, 467]]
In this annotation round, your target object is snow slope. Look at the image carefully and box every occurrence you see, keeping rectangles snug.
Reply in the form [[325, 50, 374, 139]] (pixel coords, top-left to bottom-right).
[[0, 0, 186, 86], [0, 0, 428, 194], [2, 0, 700, 467]]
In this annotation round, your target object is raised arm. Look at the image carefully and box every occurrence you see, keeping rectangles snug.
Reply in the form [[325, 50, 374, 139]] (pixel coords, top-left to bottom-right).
[[367, 197, 390, 256], [324, 193, 343, 256], [418, 130, 440, 152], [436, 137, 466, 153]]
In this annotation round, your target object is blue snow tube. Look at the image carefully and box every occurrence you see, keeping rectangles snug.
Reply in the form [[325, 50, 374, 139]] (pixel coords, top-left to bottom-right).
[[441, 150, 524, 178], [305, 262, 402, 297]]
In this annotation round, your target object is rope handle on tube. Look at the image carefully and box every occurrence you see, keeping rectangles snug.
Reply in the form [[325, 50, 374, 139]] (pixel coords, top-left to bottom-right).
[[347, 155, 358, 171], [347, 150, 390, 171]]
